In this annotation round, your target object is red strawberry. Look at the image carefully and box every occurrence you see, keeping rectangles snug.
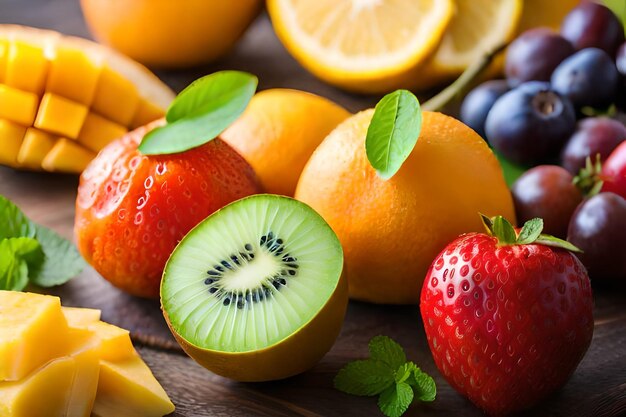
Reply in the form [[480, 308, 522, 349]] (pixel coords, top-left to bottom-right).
[[75, 120, 262, 297], [420, 216, 593, 416], [601, 140, 626, 199]]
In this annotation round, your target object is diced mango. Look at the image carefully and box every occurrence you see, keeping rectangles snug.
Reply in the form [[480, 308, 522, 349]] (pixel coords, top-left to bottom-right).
[[0, 120, 26, 168], [0, 40, 8, 83], [0, 84, 39, 126], [41, 138, 95, 173], [92, 66, 139, 127], [130, 98, 165, 129], [62, 306, 102, 327], [0, 356, 76, 417], [65, 329, 102, 417], [92, 355, 175, 417], [34, 93, 88, 139], [16, 128, 56, 170], [0, 291, 69, 381], [5, 41, 49, 95], [46, 46, 102, 105], [78, 112, 127, 152]]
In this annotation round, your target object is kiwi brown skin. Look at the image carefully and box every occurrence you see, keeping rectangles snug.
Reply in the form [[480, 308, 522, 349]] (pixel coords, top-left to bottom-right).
[[161, 270, 347, 382]]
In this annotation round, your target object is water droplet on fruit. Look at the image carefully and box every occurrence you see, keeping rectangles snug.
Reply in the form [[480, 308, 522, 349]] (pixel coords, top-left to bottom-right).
[[461, 280, 470, 291]]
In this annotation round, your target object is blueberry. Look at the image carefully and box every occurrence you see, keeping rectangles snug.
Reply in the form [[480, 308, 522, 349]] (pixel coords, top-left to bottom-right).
[[485, 82, 576, 166], [505, 28, 575, 86], [460, 80, 510, 138], [551, 48, 619, 108]]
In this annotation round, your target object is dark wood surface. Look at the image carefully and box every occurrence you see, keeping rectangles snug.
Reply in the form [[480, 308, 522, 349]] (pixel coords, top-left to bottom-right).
[[2, 1, 626, 416]]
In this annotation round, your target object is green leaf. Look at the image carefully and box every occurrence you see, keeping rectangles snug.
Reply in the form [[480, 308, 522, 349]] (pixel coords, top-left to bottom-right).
[[408, 367, 437, 402], [31, 226, 86, 287], [365, 90, 422, 180], [535, 234, 583, 253], [0, 195, 36, 239], [369, 336, 406, 370], [139, 71, 258, 155], [492, 216, 517, 245], [334, 360, 395, 396], [494, 151, 527, 187], [516, 218, 544, 244], [479, 213, 495, 235], [0, 237, 43, 291], [378, 383, 414, 417], [394, 362, 416, 384]]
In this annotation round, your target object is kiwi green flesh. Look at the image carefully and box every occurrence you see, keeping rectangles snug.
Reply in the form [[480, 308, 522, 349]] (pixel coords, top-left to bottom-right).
[[161, 194, 344, 354]]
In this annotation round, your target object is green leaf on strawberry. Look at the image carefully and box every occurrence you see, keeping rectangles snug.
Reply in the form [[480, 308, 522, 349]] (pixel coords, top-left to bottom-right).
[[139, 70, 258, 155], [334, 336, 436, 417]]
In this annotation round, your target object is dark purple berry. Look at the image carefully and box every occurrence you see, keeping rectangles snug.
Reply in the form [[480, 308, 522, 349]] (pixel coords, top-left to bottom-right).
[[505, 28, 575, 86], [561, 2, 625, 56], [551, 48, 619, 108], [561, 117, 626, 174], [485, 81, 576, 166], [460, 80, 510, 138]]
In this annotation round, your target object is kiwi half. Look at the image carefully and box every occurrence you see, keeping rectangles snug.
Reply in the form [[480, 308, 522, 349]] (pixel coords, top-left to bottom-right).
[[161, 194, 347, 381]]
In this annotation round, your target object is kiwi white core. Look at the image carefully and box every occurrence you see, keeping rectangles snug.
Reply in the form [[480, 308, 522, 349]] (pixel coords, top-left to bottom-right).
[[161, 194, 343, 353]]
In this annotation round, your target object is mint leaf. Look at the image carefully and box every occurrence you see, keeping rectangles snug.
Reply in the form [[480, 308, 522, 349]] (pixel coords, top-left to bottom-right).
[[369, 335, 406, 370], [516, 218, 543, 245], [492, 215, 517, 245], [0, 237, 43, 291], [378, 382, 414, 417], [408, 367, 437, 402], [31, 226, 85, 287], [334, 360, 394, 396], [139, 71, 257, 155], [366, 90, 422, 180], [535, 234, 583, 253], [394, 362, 415, 384], [0, 195, 84, 288]]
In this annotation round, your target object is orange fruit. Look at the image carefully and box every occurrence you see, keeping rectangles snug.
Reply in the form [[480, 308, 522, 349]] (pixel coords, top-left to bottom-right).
[[295, 110, 515, 304], [80, 0, 262, 68], [221, 89, 350, 196]]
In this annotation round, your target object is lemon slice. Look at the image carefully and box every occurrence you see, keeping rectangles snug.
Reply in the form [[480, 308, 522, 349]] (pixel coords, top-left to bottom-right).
[[268, 0, 454, 93], [416, 0, 522, 89], [517, 0, 580, 32]]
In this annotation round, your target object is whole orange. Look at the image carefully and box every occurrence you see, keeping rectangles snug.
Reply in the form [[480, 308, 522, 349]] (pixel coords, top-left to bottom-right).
[[75, 121, 262, 297], [221, 89, 350, 196], [80, 0, 262, 68], [295, 110, 515, 304]]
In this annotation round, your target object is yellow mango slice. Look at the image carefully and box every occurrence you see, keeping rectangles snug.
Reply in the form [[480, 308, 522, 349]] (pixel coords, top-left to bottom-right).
[[0, 120, 26, 168], [34, 93, 88, 139], [0, 356, 75, 417], [92, 355, 175, 417], [46, 46, 102, 105], [92, 66, 139, 127], [62, 306, 102, 327], [130, 98, 165, 130], [0, 291, 69, 381], [0, 40, 8, 83], [41, 138, 95, 173], [0, 328, 101, 417], [78, 112, 127, 152], [5, 41, 49, 95], [0, 84, 39, 126], [16, 128, 56, 169]]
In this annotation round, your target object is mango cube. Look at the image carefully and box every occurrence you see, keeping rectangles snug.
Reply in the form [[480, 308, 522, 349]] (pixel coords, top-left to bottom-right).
[[41, 138, 95, 173], [62, 307, 102, 327], [0, 120, 26, 168], [0, 84, 39, 126], [5, 41, 49, 95], [130, 98, 165, 129], [92, 66, 139, 127], [0, 40, 8, 83], [78, 112, 127, 152], [16, 128, 56, 170], [92, 355, 175, 417], [0, 356, 76, 417], [0, 291, 69, 381], [34, 93, 88, 139], [46, 46, 102, 105]]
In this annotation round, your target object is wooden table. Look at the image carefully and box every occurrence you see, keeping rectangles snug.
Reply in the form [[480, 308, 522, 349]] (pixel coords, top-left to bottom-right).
[[2, 1, 626, 416]]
